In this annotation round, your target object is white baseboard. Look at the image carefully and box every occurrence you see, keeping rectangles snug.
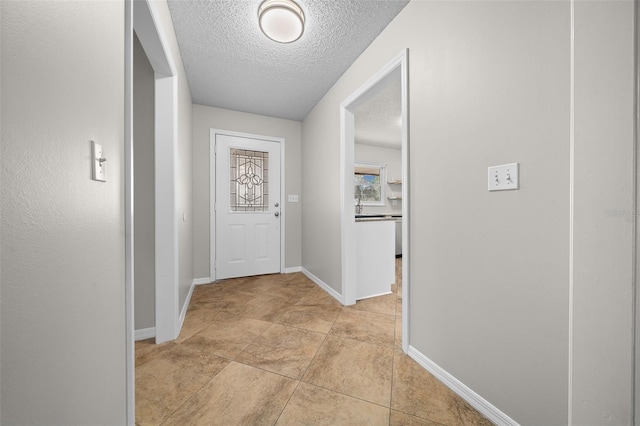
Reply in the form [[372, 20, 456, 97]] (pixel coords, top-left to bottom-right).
[[407, 346, 519, 426], [136, 279, 198, 343], [178, 280, 196, 333], [134, 327, 156, 341], [284, 266, 302, 274], [301, 267, 344, 304], [358, 291, 393, 300]]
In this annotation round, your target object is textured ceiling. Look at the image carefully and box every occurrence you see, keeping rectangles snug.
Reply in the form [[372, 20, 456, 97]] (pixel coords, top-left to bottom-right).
[[167, 0, 409, 121], [354, 68, 401, 149]]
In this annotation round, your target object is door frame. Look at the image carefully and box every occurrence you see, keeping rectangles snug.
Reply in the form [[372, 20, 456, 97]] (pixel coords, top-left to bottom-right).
[[339, 49, 410, 352], [131, 0, 179, 346], [635, 0, 639, 418], [210, 129, 286, 282], [125, 1, 133, 422], [126, 1, 180, 418]]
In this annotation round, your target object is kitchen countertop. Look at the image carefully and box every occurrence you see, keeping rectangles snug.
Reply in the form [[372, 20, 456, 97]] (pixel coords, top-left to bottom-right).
[[355, 214, 402, 222]]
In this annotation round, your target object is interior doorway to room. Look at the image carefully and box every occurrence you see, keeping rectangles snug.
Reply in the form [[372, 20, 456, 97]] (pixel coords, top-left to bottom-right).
[[132, 31, 156, 339], [210, 130, 286, 282], [126, 0, 179, 421], [131, 0, 179, 347], [340, 50, 409, 352]]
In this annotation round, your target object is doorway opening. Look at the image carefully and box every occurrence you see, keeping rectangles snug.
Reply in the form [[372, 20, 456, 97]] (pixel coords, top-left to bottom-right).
[[131, 0, 180, 346], [340, 50, 409, 352], [126, 0, 180, 421]]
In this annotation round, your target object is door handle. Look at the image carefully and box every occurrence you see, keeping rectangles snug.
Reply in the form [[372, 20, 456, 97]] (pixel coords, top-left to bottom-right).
[[274, 212, 280, 217]]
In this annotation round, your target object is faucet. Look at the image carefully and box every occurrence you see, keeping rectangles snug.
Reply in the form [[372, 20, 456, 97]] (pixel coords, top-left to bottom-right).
[[355, 196, 363, 215]]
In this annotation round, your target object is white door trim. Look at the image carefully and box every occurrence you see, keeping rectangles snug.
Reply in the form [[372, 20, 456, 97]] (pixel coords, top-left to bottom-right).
[[126, 2, 181, 419], [132, 0, 179, 343], [210, 129, 286, 282], [124, 1, 134, 423], [340, 49, 410, 353], [634, 0, 639, 420], [124, 0, 178, 425]]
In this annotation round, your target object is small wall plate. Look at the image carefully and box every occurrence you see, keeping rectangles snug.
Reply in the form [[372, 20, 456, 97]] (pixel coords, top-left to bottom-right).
[[488, 162, 519, 191], [92, 140, 106, 182]]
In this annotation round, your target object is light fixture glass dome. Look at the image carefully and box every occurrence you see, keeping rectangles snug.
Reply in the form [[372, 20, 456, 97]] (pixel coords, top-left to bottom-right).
[[259, 0, 305, 44]]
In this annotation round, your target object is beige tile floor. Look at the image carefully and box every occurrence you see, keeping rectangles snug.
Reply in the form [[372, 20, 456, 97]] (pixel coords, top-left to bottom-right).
[[136, 259, 492, 426]]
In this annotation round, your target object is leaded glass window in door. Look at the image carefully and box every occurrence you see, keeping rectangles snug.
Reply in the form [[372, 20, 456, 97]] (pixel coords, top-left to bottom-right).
[[230, 148, 269, 212]]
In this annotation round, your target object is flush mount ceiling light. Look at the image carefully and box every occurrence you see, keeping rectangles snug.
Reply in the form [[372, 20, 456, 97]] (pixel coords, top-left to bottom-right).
[[258, 0, 305, 44]]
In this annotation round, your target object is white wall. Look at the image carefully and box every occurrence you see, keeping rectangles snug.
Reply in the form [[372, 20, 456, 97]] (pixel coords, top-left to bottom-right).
[[637, 0, 640, 414], [301, 1, 635, 424], [572, 1, 635, 423], [192, 105, 302, 279], [1, 3, 3, 418], [134, 32, 156, 331], [354, 143, 402, 215], [301, 104, 342, 292], [175, 42, 193, 312], [150, 0, 194, 314], [1, 0, 126, 423]]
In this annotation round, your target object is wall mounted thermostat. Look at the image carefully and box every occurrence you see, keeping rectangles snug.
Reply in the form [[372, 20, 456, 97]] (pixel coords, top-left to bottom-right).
[[91, 140, 107, 182], [488, 162, 519, 191]]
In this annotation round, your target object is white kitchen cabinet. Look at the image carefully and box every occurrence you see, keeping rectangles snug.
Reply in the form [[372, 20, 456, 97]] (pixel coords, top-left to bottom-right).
[[355, 220, 395, 299]]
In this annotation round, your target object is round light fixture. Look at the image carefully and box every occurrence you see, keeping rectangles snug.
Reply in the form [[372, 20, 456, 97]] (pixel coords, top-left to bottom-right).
[[258, 0, 305, 44]]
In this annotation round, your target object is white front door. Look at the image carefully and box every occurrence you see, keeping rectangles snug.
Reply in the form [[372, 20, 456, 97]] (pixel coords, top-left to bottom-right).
[[215, 134, 281, 279]]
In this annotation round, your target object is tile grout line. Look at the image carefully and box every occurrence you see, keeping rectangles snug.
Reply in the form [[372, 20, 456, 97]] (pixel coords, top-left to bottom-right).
[[298, 321, 335, 381], [158, 361, 235, 425], [330, 305, 397, 350], [297, 380, 394, 411], [294, 303, 397, 413], [272, 379, 303, 426], [282, 300, 348, 415]]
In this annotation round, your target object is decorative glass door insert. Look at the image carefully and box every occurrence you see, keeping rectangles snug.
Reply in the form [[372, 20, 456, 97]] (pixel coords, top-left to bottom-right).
[[230, 148, 269, 212]]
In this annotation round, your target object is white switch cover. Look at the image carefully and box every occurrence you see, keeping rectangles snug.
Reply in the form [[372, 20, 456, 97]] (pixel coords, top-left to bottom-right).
[[288, 194, 299, 203], [488, 162, 519, 191], [91, 141, 106, 182]]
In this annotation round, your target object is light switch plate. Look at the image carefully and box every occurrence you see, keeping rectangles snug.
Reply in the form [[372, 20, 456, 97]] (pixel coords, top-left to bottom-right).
[[288, 194, 299, 203], [488, 162, 519, 191], [92, 141, 106, 182]]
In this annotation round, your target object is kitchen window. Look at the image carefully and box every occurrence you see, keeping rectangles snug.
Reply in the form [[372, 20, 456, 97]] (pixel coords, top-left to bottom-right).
[[355, 163, 386, 206]]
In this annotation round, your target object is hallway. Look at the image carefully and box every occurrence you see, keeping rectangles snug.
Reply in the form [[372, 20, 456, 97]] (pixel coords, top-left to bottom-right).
[[135, 262, 491, 425]]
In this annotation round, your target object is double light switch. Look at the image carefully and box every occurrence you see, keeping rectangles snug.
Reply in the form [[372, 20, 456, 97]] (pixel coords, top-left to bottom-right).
[[488, 163, 519, 191]]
